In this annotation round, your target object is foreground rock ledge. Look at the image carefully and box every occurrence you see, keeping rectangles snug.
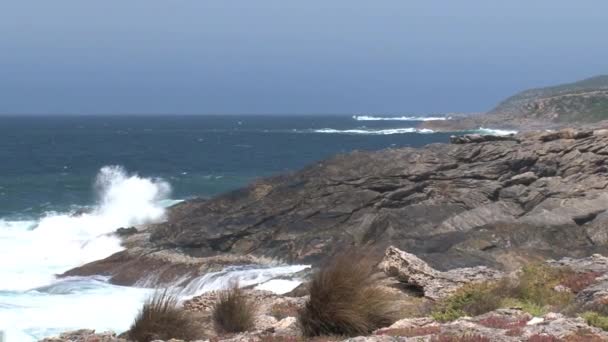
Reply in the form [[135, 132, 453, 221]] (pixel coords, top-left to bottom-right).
[[68, 128, 608, 285]]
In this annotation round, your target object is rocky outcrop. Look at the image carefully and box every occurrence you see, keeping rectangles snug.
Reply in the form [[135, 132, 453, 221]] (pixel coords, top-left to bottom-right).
[[450, 134, 520, 144], [362, 310, 608, 341], [380, 246, 504, 299], [40, 329, 125, 342], [68, 128, 608, 285]]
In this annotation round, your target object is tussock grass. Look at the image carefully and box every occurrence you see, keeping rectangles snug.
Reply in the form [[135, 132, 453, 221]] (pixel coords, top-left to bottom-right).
[[212, 281, 256, 334], [298, 251, 398, 337], [128, 290, 202, 342]]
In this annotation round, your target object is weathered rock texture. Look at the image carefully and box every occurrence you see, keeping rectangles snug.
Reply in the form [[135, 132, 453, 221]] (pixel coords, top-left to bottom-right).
[[380, 246, 504, 299], [69, 128, 608, 284]]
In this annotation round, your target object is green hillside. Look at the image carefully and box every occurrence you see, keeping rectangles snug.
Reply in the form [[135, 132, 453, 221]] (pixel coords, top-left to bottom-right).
[[491, 75, 608, 123]]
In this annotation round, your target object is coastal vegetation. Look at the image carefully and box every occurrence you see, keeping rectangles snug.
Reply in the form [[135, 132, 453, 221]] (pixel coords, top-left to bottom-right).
[[127, 290, 202, 342], [490, 75, 608, 123], [212, 281, 257, 334], [298, 252, 398, 337], [431, 263, 606, 323]]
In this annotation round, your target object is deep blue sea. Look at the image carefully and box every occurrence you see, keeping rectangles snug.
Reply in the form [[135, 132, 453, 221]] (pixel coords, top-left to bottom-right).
[[0, 114, 461, 218], [0, 114, 510, 340]]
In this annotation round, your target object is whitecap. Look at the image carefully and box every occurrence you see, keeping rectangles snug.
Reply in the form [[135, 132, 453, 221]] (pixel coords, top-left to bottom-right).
[[353, 115, 448, 121], [312, 128, 434, 135], [476, 127, 518, 136]]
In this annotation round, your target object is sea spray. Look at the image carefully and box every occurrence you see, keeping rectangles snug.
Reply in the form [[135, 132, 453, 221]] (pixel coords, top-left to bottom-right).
[[0, 166, 310, 341], [0, 166, 172, 291], [0, 166, 173, 340]]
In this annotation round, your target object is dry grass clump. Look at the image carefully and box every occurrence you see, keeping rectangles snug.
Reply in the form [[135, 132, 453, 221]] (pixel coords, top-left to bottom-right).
[[298, 251, 398, 337], [128, 290, 202, 342], [212, 281, 257, 334]]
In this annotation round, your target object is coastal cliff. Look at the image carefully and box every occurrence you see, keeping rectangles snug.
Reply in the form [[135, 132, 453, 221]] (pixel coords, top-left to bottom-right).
[[422, 75, 608, 131]]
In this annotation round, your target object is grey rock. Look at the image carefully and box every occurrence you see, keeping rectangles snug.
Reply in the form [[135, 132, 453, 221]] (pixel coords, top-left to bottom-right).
[[66, 129, 608, 285], [380, 246, 504, 300]]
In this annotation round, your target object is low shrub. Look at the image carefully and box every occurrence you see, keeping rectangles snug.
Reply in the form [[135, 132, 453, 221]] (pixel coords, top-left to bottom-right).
[[513, 264, 573, 309], [582, 311, 608, 331], [432, 264, 580, 321], [128, 290, 202, 342], [431, 281, 506, 322], [501, 298, 546, 317], [212, 282, 257, 334], [560, 271, 602, 293], [298, 251, 398, 337]]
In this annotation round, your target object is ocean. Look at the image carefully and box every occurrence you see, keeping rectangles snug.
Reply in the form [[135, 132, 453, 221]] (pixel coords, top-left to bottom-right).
[[0, 115, 510, 340]]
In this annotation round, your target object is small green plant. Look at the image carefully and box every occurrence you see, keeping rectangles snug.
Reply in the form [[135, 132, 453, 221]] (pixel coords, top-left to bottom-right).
[[128, 290, 202, 342], [582, 311, 608, 331], [431, 264, 580, 322], [431, 281, 505, 322], [500, 298, 546, 317], [512, 264, 573, 309], [212, 281, 257, 334], [298, 251, 398, 337]]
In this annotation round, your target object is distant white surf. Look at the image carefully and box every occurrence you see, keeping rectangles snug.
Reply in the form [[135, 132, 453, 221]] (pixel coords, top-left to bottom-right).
[[476, 127, 518, 136], [314, 128, 435, 135], [353, 115, 449, 121]]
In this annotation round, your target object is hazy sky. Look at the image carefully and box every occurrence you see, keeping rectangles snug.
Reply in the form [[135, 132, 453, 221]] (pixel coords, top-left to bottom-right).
[[1, 1, 607, 115]]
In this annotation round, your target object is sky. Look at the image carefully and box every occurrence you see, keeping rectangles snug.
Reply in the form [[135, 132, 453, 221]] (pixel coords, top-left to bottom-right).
[[1, 0, 607, 115]]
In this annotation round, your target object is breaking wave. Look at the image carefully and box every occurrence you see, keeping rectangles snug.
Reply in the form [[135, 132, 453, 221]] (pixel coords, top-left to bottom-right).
[[353, 115, 449, 121], [313, 128, 435, 135], [0, 166, 310, 341], [476, 127, 518, 136]]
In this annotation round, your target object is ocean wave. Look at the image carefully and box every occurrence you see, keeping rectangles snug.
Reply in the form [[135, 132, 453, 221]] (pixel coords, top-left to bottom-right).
[[313, 128, 435, 135], [353, 115, 449, 121], [176, 264, 311, 299], [476, 127, 518, 136], [0, 165, 172, 292]]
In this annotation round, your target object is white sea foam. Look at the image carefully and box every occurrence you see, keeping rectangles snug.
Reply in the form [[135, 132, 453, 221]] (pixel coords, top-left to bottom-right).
[[313, 128, 434, 135], [0, 166, 310, 341], [353, 115, 448, 121], [177, 264, 310, 300], [0, 165, 172, 292], [476, 127, 518, 136], [254, 279, 303, 294]]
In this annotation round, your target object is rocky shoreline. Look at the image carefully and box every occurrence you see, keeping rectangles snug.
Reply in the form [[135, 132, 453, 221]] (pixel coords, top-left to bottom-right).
[[43, 126, 608, 341], [67, 127, 608, 283], [43, 246, 608, 341]]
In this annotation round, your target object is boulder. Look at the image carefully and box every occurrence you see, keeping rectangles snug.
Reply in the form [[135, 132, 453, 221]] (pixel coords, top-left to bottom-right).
[[380, 246, 504, 300]]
